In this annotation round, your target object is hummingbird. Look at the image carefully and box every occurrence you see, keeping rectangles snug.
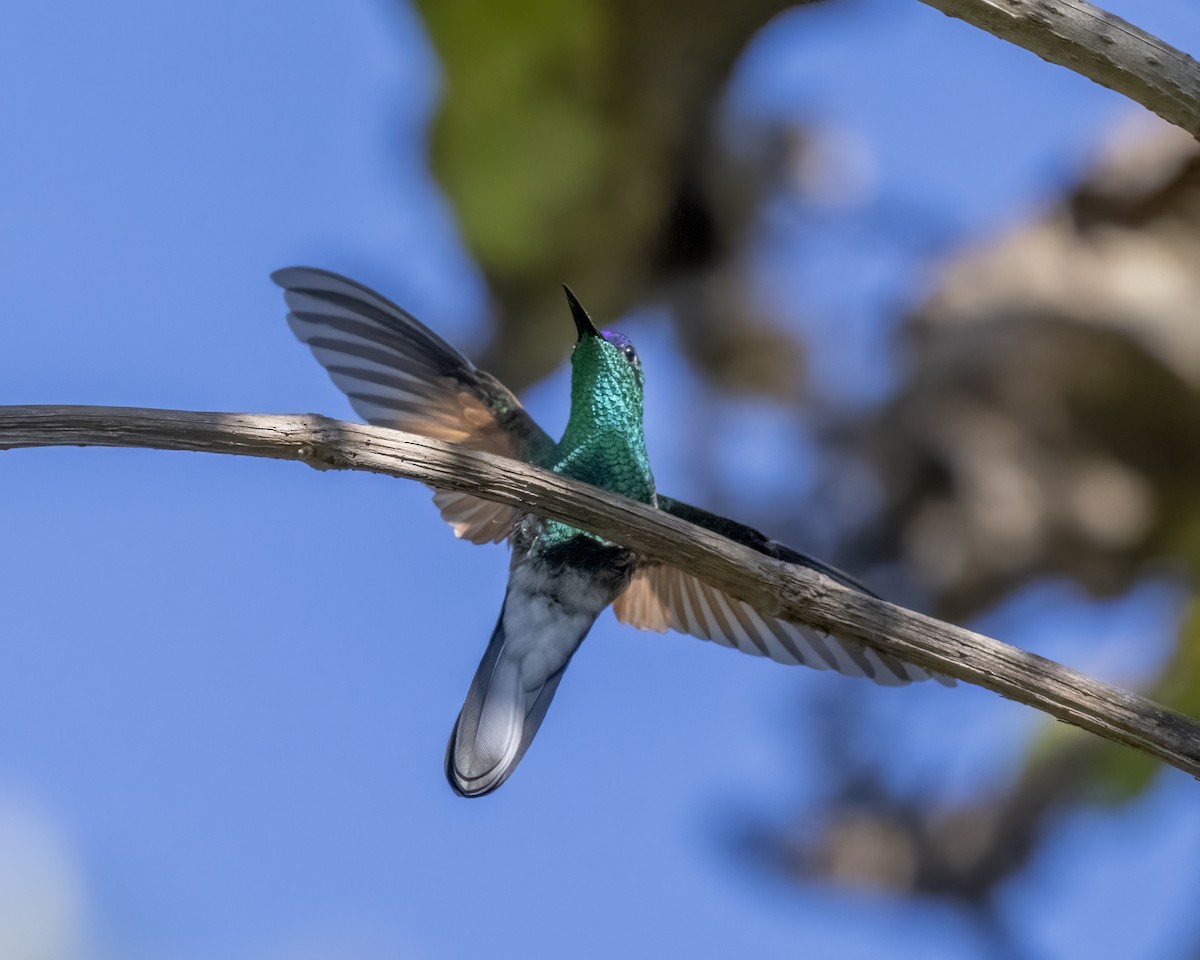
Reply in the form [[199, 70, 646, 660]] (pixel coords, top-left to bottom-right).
[[273, 268, 949, 796]]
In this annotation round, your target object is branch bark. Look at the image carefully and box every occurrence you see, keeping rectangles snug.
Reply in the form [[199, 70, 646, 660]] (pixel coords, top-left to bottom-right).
[[4, 404, 1200, 781], [918, 0, 1200, 140]]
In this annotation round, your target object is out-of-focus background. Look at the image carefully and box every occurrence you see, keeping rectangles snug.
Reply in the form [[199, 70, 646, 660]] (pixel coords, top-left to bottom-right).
[[4, 2, 1200, 958]]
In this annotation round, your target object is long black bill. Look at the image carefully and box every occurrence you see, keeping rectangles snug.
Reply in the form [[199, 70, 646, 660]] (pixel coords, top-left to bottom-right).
[[562, 284, 600, 341]]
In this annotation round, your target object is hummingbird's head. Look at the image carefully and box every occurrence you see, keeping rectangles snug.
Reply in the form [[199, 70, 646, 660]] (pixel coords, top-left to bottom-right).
[[562, 285, 644, 398]]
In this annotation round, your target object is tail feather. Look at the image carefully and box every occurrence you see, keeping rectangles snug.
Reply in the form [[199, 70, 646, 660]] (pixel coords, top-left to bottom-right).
[[445, 602, 574, 797]]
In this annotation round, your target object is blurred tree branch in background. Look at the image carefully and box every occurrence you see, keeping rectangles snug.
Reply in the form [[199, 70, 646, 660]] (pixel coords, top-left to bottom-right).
[[853, 121, 1200, 621], [3, 404, 1200, 781], [799, 116, 1200, 920]]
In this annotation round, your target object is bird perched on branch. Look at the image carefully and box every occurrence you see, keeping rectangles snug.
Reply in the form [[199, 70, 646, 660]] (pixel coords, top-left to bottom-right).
[[273, 268, 948, 797]]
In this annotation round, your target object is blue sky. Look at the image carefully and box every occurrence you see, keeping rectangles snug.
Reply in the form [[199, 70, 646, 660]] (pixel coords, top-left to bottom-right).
[[3, 2, 1200, 959]]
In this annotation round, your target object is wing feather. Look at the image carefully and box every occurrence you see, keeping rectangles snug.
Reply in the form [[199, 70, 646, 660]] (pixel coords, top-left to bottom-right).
[[612, 563, 948, 686], [275, 267, 555, 544], [615, 495, 954, 687]]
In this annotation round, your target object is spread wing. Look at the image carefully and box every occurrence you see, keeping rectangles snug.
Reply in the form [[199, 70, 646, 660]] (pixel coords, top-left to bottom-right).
[[613, 496, 953, 687], [274, 267, 553, 543]]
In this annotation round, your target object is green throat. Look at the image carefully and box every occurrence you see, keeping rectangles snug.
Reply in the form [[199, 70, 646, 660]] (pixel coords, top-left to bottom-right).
[[539, 331, 656, 546]]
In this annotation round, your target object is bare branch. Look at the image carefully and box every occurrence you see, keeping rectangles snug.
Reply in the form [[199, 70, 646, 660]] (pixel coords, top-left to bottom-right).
[[4, 404, 1199, 780], [918, 0, 1200, 140]]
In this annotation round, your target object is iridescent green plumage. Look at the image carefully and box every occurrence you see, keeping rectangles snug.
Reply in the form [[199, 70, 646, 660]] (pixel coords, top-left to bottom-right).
[[541, 333, 655, 547]]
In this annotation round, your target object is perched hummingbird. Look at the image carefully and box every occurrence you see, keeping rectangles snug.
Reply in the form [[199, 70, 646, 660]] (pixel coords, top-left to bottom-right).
[[274, 268, 948, 796]]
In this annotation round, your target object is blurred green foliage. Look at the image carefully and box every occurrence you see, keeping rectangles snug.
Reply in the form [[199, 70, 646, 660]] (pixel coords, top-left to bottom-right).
[[421, 0, 612, 274], [414, 0, 802, 393]]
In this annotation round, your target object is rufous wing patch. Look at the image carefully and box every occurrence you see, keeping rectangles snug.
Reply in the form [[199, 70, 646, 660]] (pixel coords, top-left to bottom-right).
[[431, 490, 518, 545]]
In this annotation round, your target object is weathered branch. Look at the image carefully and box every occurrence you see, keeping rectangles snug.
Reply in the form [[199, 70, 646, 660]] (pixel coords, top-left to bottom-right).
[[918, 0, 1200, 140], [4, 404, 1199, 780]]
